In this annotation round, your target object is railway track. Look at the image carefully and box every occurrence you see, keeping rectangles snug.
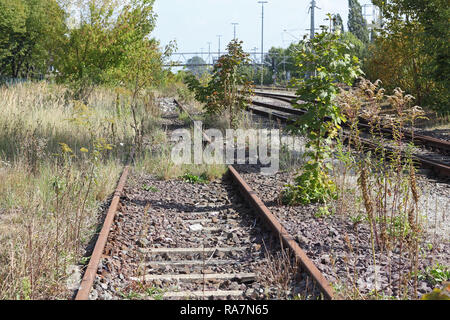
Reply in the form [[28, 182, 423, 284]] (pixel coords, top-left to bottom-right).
[[254, 91, 450, 153], [250, 93, 450, 179], [74, 99, 336, 300]]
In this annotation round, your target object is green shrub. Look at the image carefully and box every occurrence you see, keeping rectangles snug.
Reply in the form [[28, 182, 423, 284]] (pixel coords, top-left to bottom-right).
[[181, 173, 209, 184], [282, 163, 337, 205]]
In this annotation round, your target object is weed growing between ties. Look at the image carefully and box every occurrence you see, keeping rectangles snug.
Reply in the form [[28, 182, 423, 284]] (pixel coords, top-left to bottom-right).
[[134, 118, 228, 182], [119, 281, 165, 300], [181, 173, 209, 184], [333, 78, 437, 299], [135, 146, 228, 182], [257, 251, 299, 299]]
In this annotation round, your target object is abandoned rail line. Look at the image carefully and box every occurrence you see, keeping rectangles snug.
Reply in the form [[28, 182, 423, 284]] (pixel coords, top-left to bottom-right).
[[73, 92, 448, 301], [74, 99, 336, 301]]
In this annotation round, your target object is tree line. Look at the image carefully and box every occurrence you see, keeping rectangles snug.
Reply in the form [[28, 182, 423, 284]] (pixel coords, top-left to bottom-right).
[[267, 0, 449, 114], [0, 0, 169, 100]]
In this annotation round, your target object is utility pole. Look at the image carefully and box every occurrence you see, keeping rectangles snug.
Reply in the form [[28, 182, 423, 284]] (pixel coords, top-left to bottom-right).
[[252, 47, 258, 80], [258, 1, 268, 87], [207, 42, 211, 65], [217, 35, 222, 60], [231, 22, 239, 40], [310, 0, 317, 39]]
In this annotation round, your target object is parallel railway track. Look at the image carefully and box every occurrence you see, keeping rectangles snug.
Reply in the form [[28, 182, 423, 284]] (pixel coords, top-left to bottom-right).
[[254, 91, 450, 153], [250, 92, 450, 179]]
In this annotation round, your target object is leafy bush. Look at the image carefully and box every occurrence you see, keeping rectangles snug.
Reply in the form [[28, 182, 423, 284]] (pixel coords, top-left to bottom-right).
[[419, 263, 450, 286], [366, 0, 449, 115], [282, 163, 337, 205]]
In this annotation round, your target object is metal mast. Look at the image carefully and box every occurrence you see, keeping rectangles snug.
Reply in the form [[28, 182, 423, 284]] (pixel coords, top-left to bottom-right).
[[258, 1, 268, 87], [217, 35, 222, 60], [310, 0, 316, 39], [231, 22, 239, 39], [207, 42, 211, 64]]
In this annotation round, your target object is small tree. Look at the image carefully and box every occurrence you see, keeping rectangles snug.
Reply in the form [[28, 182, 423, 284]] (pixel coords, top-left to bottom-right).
[[106, 0, 171, 153], [369, 0, 449, 115], [281, 24, 362, 205], [56, 0, 161, 101], [185, 39, 254, 128]]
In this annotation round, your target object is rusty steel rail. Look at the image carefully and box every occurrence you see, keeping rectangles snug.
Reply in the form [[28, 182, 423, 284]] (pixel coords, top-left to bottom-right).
[[174, 98, 336, 300], [75, 165, 130, 300], [74, 99, 337, 301], [75, 100, 205, 300], [254, 91, 297, 101], [228, 166, 335, 300]]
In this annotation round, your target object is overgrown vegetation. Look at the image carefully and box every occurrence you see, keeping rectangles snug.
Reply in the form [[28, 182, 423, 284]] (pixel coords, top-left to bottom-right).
[[0, 0, 65, 79], [274, 22, 446, 299], [330, 78, 446, 299], [366, 0, 449, 115], [0, 76, 176, 299], [0, 0, 447, 302], [181, 173, 209, 184], [0, 0, 173, 98], [281, 25, 362, 205], [0, 0, 176, 297], [0, 83, 127, 298], [419, 263, 449, 286], [135, 145, 228, 182], [185, 39, 254, 129]]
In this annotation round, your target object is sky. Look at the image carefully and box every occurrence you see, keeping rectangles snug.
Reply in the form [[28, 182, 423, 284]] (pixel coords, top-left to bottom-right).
[[153, 0, 374, 63]]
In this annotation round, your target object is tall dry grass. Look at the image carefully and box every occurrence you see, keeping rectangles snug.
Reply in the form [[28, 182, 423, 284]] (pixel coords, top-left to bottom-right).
[[0, 81, 162, 299]]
